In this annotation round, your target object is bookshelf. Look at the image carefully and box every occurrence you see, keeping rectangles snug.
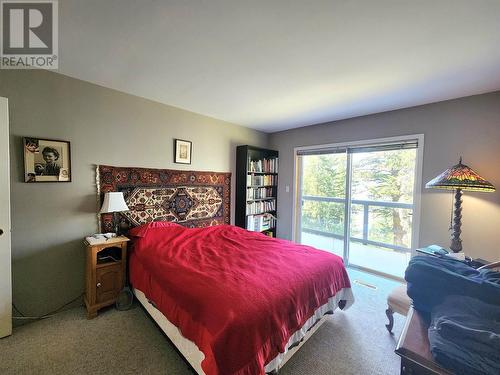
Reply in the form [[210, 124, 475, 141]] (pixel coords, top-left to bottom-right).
[[236, 145, 279, 237]]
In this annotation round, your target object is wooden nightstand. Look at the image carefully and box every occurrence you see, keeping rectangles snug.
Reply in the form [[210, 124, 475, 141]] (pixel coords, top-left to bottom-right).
[[84, 236, 129, 319]]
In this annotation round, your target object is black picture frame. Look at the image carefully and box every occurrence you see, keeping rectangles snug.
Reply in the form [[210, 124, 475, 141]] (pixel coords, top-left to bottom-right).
[[174, 139, 192, 164], [23, 137, 72, 183]]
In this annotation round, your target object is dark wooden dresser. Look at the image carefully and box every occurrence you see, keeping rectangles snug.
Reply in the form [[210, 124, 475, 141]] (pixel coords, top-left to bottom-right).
[[395, 307, 453, 375]]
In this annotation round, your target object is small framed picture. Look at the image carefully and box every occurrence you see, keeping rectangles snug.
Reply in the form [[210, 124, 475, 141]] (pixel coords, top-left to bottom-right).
[[174, 139, 192, 164], [23, 137, 71, 183]]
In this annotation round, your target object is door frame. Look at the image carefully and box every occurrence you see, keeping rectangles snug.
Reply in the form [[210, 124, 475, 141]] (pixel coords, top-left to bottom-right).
[[292, 134, 424, 260], [0, 97, 11, 338]]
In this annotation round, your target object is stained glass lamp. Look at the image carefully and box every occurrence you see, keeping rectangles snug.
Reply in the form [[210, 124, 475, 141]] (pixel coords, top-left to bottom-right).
[[426, 157, 495, 252]]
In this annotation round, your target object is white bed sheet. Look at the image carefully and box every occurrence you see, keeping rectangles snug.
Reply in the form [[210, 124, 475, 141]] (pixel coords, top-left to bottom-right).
[[134, 287, 354, 374]]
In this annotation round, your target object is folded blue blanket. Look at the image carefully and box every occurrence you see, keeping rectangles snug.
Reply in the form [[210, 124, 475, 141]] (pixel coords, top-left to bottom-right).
[[429, 296, 500, 375], [405, 256, 500, 313], [405, 256, 500, 374]]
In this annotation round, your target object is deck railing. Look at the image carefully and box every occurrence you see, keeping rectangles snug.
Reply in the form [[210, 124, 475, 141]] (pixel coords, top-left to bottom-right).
[[301, 195, 413, 253]]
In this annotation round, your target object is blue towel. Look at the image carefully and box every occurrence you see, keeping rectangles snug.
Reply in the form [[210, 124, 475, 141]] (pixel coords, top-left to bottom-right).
[[429, 296, 500, 375]]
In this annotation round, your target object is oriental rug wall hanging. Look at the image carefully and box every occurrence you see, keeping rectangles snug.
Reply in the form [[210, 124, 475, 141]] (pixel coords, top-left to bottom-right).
[[97, 165, 231, 233]]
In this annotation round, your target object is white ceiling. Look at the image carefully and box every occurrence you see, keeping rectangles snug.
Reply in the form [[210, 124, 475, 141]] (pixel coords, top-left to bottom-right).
[[59, 0, 500, 133]]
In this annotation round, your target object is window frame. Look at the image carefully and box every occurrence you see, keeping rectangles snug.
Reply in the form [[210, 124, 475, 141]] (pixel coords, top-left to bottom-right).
[[292, 134, 425, 263]]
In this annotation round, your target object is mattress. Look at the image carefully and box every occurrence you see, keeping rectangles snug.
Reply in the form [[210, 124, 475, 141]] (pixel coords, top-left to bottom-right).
[[129, 222, 354, 375], [133, 286, 353, 374]]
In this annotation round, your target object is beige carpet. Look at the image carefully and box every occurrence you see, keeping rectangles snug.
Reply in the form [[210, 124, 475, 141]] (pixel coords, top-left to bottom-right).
[[0, 269, 404, 374]]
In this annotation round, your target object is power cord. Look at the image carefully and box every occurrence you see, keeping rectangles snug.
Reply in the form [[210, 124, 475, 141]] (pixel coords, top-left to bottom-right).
[[12, 302, 25, 317], [115, 286, 134, 311], [12, 293, 84, 320]]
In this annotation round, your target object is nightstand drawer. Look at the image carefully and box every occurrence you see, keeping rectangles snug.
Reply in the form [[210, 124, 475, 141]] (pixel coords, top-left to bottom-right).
[[95, 263, 122, 304]]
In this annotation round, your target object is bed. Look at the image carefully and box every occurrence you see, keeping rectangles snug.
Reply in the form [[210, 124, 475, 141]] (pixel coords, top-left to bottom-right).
[[97, 165, 354, 375]]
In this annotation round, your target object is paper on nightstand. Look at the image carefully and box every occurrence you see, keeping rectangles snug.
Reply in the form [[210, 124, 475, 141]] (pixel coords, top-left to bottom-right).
[[445, 252, 466, 261], [85, 233, 117, 245]]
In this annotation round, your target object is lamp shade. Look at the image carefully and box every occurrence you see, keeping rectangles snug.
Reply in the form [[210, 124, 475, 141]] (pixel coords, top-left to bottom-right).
[[100, 192, 130, 213], [425, 158, 495, 192]]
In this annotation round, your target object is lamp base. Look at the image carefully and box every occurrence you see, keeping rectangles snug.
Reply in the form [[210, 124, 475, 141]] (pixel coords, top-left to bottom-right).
[[450, 238, 462, 253], [449, 189, 463, 253], [113, 212, 121, 235]]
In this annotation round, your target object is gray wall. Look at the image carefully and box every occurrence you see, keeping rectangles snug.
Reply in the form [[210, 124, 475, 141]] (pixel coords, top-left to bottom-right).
[[2, 69, 499, 316], [0, 70, 267, 316], [270, 92, 500, 262]]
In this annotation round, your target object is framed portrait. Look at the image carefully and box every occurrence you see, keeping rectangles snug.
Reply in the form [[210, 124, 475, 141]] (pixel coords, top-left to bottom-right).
[[23, 137, 72, 183], [174, 139, 192, 164]]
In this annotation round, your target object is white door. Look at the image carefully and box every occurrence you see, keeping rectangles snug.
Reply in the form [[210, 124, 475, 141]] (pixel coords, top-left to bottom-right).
[[0, 97, 12, 338]]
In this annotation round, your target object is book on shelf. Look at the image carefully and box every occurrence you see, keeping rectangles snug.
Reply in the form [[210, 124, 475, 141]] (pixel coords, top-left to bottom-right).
[[248, 157, 278, 173], [246, 174, 277, 186], [246, 187, 274, 200], [246, 213, 276, 233], [236, 145, 278, 236], [246, 199, 276, 215]]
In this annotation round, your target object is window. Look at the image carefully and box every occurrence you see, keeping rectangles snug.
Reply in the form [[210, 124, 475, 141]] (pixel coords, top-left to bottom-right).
[[294, 135, 423, 279]]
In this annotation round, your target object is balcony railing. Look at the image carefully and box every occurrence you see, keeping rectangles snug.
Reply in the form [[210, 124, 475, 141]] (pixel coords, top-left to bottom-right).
[[301, 195, 413, 253]]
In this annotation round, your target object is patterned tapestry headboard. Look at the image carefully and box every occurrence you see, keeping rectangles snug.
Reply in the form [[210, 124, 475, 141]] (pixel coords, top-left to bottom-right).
[[97, 165, 231, 233]]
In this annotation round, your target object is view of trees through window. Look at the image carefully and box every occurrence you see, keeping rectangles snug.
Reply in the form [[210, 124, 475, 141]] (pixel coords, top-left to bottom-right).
[[301, 148, 416, 249]]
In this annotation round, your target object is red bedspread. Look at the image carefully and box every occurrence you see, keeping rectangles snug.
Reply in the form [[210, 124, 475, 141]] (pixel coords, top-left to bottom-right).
[[129, 222, 352, 375]]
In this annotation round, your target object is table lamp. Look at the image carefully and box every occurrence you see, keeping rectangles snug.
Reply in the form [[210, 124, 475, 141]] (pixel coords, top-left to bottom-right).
[[100, 192, 130, 234], [425, 157, 495, 252]]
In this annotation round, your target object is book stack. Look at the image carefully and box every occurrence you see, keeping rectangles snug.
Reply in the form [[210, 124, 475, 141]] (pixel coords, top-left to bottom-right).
[[246, 199, 276, 215], [246, 187, 274, 200], [246, 174, 277, 186], [246, 213, 276, 232], [249, 158, 278, 173]]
